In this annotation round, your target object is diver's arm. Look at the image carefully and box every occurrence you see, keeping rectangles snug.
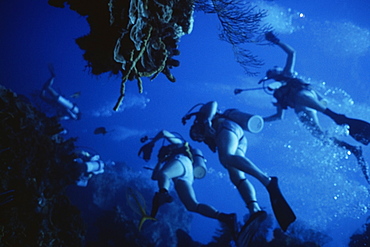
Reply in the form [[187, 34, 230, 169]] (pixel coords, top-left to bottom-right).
[[199, 101, 218, 136], [265, 32, 296, 76], [263, 105, 285, 122], [147, 130, 169, 144], [276, 41, 296, 76], [146, 130, 182, 149], [161, 130, 183, 145], [199, 101, 218, 124]]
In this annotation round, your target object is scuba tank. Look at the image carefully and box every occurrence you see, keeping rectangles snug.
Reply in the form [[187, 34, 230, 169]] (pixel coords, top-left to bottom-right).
[[191, 148, 207, 179], [222, 109, 264, 133]]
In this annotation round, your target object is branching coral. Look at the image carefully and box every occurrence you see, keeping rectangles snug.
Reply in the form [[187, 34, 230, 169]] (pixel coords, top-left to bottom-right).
[[48, 0, 269, 110], [49, 0, 194, 111], [195, 0, 271, 76]]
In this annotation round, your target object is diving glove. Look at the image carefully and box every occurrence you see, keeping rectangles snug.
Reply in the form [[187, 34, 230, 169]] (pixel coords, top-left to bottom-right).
[[138, 142, 155, 161], [265, 31, 280, 44]]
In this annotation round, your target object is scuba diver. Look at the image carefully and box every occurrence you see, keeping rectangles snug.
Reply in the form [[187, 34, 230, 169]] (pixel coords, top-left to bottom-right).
[[182, 101, 296, 236], [138, 130, 238, 235], [40, 64, 81, 120], [73, 150, 105, 187], [261, 31, 370, 184]]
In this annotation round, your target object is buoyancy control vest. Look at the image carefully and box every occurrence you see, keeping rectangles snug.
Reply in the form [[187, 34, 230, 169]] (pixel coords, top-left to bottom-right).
[[273, 77, 311, 109]]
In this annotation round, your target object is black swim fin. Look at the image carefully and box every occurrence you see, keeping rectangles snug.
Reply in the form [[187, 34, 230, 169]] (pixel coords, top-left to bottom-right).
[[237, 211, 267, 247], [352, 147, 370, 184], [267, 177, 296, 231], [324, 109, 370, 145], [344, 118, 370, 146]]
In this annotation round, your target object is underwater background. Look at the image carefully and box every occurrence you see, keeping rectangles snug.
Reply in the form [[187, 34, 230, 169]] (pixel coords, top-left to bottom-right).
[[1, 0, 370, 246]]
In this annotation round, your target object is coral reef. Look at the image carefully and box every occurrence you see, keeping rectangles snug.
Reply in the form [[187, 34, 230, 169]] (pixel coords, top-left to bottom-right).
[[73, 161, 194, 247], [48, 0, 269, 110], [348, 217, 370, 247], [48, 0, 194, 111], [0, 85, 85, 246]]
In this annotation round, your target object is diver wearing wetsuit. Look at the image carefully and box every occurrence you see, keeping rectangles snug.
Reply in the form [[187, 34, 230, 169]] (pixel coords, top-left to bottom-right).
[[184, 101, 296, 232], [261, 31, 370, 184], [40, 65, 81, 120], [138, 130, 237, 232]]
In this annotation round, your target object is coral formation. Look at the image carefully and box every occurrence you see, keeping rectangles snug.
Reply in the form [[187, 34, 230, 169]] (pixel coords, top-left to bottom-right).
[[0, 85, 85, 246], [195, 0, 270, 76], [48, 0, 269, 110], [78, 161, 194, 246], [348, 217, 370, 247], [48, 0, 194, 111]]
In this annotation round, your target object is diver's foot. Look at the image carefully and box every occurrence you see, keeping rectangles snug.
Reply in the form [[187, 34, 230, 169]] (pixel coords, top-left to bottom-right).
[[351, 147, 370, 184], [218, 213, 238, 239], [351, 146, 363, 158], [42, 77, 55, 91], [324, 109, 347, 125], [333, 115, 347, 125], [266, 177, 296, 231], [150, 191, 173, 217], [244, 211, 267, 228], [237, 211, 267, 245], [153, 191, 173, 207]]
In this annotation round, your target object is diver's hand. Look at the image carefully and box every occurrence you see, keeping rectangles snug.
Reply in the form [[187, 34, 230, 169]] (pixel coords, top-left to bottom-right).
[[138, 142, 155, 161], [265, 31, 280, 44]]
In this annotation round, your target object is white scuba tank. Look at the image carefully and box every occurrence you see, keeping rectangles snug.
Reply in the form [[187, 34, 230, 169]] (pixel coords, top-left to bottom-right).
[[223, 109, 264, 133], [191, 148, 207, 179]]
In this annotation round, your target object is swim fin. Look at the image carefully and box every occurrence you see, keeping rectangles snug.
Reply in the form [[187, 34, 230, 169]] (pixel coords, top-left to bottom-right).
[[138, 215, 157, 231], [150, 191, 173, 217], [351, 146, 370, 184], [267, 177, 296, 231], [324, 109, 370, 145], [237, 211, 267, 247], [344, 118, 370, 145]]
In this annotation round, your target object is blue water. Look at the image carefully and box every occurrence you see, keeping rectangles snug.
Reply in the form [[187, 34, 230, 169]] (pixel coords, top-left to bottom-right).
[[1, 1, 369, 246]]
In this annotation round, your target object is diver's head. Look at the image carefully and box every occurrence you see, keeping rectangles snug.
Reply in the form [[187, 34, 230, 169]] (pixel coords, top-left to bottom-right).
[[190, 123, 205, 142], [266, 66, 284, 79]]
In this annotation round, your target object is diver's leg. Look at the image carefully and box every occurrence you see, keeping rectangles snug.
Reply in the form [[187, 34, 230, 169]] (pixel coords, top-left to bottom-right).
[[324, 109, 370, 145], [296, 109, 325, 140], [332, 138, 370, 184], [294, 89, 326, 112], [175, 179, 218, 217], [323, 108, 348, 125], [157, 159, 184, 190], [41, 76, 60, 101], [42, 76, 55, 90], [216, 129, 270, 186], [150, 159, 183, 217], [227, 167, 261, 214], [175, 179, 238, 233]]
